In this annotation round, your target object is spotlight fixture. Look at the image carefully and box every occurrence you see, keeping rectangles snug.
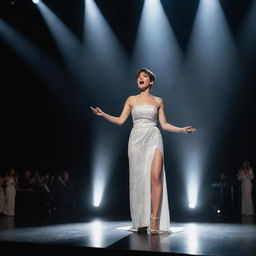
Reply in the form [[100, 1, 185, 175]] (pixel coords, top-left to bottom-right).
[[32, 0, 40, 4]]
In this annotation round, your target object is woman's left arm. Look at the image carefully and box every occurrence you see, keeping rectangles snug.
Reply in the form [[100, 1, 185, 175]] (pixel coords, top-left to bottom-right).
[[158, 98, 196, 133]]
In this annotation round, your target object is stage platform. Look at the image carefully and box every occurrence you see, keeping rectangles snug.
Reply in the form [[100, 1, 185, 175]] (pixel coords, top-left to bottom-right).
[[0, 214, 255, 256]]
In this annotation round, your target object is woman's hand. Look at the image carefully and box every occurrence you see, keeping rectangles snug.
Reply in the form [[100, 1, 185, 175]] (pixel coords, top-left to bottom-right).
[[90, 106, 104, 116], [181, 126, 197, 134]]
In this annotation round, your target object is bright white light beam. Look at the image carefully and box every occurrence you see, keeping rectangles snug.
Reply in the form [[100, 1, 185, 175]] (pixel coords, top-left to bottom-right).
[[36, 1, 82, 78], [131, 0, 183, 89]]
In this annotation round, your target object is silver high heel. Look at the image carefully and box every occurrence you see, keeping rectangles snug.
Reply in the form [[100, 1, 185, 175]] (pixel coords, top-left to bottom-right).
[[150, 214, 159, 235]]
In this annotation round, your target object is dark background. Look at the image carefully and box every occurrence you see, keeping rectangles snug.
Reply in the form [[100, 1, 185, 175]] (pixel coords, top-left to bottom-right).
[[1, 0, 256, 220]]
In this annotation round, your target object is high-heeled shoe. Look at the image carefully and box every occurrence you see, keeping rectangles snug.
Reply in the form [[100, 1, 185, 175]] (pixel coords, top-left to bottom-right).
[[137, 226, 148, 234], [150, 214, 159, 235]]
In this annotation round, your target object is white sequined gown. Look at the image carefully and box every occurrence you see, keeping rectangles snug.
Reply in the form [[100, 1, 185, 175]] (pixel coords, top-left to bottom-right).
[[127, 104, 171, 233]]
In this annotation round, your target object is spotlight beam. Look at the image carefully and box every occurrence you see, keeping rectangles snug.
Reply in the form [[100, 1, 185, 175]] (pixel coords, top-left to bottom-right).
[[83, 0, 128, 97], [83, 0, 128, 209], [131, 0, 183, 89], [36, 1, 83, 79], [0, 19, 72, 97], [177, 0, 242, 211]]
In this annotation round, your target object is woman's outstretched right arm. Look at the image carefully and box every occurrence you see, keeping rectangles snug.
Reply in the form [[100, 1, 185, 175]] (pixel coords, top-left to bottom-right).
[[90, 96, 132, 126]]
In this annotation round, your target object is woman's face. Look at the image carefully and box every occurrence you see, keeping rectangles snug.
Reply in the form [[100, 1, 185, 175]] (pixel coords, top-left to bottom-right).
[[243, 161, 249, 168], [137, 72, 153, 90]]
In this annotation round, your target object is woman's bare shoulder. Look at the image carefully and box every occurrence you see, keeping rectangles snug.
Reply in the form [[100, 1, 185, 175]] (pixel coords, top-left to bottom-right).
[[128, 95, 138, 99], [126, 95, 138, 106], [127, 95, 139, 102], [153, 96, 163, 105]]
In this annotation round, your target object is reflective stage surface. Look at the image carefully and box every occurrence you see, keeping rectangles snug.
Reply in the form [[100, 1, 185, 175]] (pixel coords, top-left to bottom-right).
[[0, 215, 255, 256]]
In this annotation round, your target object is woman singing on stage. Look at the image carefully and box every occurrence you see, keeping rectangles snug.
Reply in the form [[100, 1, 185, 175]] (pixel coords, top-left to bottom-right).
[[91, 68, 196, 235]]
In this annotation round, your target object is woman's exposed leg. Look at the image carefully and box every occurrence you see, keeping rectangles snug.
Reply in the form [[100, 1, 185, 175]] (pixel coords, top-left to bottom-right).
[[151, 148, 163, 228]]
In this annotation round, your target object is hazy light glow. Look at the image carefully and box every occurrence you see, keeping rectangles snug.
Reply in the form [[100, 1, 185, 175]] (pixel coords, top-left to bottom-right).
[[93, 202, 100, 207], [189, 202, 196, 209], [32, 0, 40, 4], [187, 223, 198, 253], [185, 150, 200, 209], [0, 19, 70, 92], [91, 220, 103, 247], [238, 0, 256, 63], [177, 0, 241, 212], [84, 0, 128, 209], [186, 0, 241, 91], [36, 1, 82, 78], [92, 135, 113, 208], [83, 0, 127, 90], [131, 0, 182, 89]]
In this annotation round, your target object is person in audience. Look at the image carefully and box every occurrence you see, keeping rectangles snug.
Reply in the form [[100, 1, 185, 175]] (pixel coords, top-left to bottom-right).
[[237, 160, 254, 216], [2, 168, 18, 216], [16, 169, 35, 217], [55, 171, 75, 215], [36, 172, 53, 214], [0, 172, 6, 215]]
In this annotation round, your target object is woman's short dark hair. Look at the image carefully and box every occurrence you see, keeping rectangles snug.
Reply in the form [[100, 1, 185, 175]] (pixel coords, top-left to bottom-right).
[[136, 68, 156, 82]]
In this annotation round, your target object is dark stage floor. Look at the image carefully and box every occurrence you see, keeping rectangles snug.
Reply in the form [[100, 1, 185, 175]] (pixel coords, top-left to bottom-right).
[[0, 214, 255, 256]]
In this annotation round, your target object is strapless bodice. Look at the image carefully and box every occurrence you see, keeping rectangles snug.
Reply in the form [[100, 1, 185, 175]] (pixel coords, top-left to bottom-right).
[[131, 105, 158, 128]]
